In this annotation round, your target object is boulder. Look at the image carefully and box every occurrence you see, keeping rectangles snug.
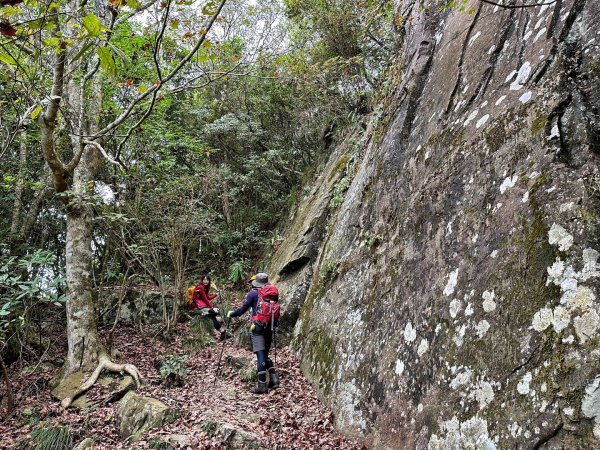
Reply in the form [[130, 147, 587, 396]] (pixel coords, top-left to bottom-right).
[[50, 372, 90, 408], [226, 354, 256, 382], [116, 391, 175, 440], [166, 434, 192, 447], [72, 438, 95, 450], [218, 423, 261, 449], [102, 375, 136, 404]]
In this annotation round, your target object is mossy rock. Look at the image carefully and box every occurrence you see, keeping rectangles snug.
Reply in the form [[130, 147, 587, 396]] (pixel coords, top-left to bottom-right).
[[116, 392, 176, 440], [50, 372, 91, 408], [72, 438, 94, 450], [182, 315, 216, 352], [218, 423, 261, 449]]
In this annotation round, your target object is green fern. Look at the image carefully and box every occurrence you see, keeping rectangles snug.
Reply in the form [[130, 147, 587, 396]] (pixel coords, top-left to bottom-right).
[[228, 260, 246, 282]]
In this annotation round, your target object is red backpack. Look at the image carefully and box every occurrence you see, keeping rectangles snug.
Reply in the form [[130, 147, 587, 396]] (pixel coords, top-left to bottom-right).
[[252, 285, 280, 329]]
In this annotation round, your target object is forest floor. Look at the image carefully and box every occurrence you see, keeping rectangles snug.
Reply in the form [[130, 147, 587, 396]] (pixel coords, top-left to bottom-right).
[[0, 319, 364, 449]]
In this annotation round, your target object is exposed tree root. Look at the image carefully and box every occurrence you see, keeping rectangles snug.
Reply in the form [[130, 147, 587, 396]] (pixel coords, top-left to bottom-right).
[[61, 351, 142, 409]]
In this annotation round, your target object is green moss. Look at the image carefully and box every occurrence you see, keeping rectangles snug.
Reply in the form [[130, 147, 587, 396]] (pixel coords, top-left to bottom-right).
[[302, 327, 339, 395], [182, 316, 215, 353], [531, 113, 548, 136], [330, 155, 350, 180]]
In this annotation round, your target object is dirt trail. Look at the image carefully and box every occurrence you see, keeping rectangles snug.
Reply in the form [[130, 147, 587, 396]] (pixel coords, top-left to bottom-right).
[[0, 322, 363, 449]]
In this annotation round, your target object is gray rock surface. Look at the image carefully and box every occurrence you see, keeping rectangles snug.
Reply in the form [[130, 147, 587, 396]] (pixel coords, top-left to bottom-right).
[[116, 391, 175, 440], [270, 0, 600, 448], [72, 438, 95, 450], [218, 422, 261, 449]]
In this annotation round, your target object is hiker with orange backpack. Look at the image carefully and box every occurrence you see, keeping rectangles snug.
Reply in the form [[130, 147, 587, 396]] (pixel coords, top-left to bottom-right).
[[189, 274, 230, 341], [227, 272, 280, 394]]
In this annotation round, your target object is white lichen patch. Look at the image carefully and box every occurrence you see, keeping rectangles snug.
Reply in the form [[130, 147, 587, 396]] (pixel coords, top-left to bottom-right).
[[552, 306, 570, 332], [450, 299, 462, 318], [404, 322, 417, 343], [532, 308, 553, 331], [568, 286, 595, 311], [482, 290, 497, 312], [450, 368, 473, 390], [582, 376, 600, 420], [464, 110, 479, 127], [548, 223, 573, 251], [510, 62, 532, 90], [428, 416, 491, 450], [446, 220, 453, 237], [469, 381, 495, 410], [418, 339, 429, 357], [444, 268, 460, 296], [547, 258, 565, 285], [519, 91, 533, 103], [559, 202, 574, 212], [337, 381, 367, 431], [505, 70, 517, 82], [476, 320, 490, 338], [517, 372, 533, 395], [454, 325, 467, 347], [347, 309, 363, 328], [582, 376, 600, 438], [533, 28, 546, 43], [476, 114, 490, 129], [581, 249, 600, 281], [499, 175, 518, 194], [395, 359, 405, 376], [574, 310, 600, 343], [465, 303, 474, 316]]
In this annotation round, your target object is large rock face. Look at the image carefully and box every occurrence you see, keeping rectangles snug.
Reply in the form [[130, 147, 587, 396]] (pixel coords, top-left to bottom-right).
[[271, 0, 600, 448]]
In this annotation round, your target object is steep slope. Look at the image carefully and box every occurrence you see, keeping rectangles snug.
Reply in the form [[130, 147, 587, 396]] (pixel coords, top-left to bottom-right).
[[269, 0, 600, 448]]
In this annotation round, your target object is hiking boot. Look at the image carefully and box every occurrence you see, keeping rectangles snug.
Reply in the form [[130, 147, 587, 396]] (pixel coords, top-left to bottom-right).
[[268, 368, 280, 389], [250, 381, 268, 394], [251, 371, 268, 394]]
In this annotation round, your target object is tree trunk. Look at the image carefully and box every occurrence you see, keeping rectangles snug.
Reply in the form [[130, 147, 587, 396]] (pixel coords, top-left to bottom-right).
[[64, 144, 102, 374], [63, 66, 103, 374], [10, 130, 28, 235]]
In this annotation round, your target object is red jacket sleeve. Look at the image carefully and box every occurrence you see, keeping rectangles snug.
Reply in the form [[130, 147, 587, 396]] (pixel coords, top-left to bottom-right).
[[194, 285, 214, 309]]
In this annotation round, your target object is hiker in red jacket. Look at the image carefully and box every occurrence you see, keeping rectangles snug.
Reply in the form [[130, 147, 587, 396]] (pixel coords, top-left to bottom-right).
[[193, 275, 218, 309], [192, 275, 230, 341]]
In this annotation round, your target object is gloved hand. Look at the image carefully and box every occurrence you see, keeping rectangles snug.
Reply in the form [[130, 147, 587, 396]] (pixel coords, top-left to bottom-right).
[[250, 323, 256, 332], [227, 310, 234, 318]]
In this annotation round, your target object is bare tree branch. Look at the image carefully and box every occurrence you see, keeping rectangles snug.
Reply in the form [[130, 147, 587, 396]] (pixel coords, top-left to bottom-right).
[[83, 140, 126, 170], [88, 0, 229, 140]]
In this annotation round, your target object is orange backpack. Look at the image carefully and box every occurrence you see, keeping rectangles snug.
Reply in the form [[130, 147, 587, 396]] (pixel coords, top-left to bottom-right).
[[186, 286, 195, 305]]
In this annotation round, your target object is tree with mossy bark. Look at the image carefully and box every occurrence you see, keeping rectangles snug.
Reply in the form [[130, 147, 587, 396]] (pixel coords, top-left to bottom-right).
[[1, 0, 229, 403]]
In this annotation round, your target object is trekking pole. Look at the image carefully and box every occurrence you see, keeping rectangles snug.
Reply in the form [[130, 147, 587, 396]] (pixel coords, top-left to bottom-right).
[[213, 291, 230, 386], [271, 302, 276, 367]]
